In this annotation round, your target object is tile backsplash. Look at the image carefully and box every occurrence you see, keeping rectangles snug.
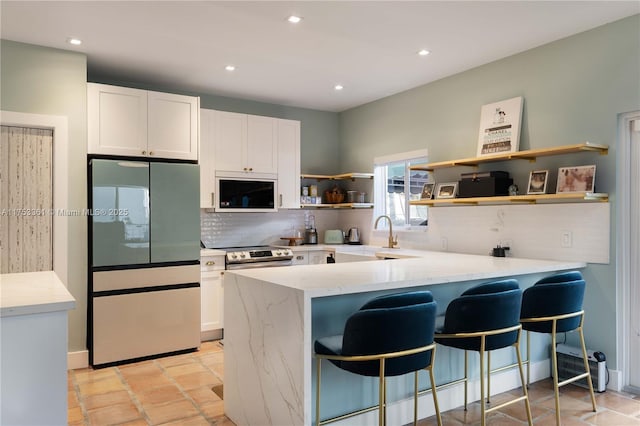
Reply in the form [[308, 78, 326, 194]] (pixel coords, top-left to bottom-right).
[[200, 209, 340, 248]]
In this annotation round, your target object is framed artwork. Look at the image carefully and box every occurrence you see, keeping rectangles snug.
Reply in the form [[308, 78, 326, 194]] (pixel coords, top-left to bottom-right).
[[476, 96, 524, 157], [421, 183, 435, 199], [435, 182, 458, 199], [527, 170, 549, 194], [556, 165, 596, 193]]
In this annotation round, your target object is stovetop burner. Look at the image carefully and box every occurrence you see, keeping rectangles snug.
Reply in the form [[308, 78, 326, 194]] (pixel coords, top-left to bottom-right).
[[222, 246, 294, 265]]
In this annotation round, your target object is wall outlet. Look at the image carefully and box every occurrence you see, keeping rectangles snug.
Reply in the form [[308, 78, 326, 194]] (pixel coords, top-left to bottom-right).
[[561, 230, 573, 248], [441, 237, 448, 251]]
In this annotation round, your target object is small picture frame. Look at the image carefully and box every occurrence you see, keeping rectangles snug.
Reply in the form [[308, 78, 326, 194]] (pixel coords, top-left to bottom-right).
[[527, 170, 549, 194], [556, 165, 596, 193], [435, 182, 458, 199], [421, 183, 435, 199]]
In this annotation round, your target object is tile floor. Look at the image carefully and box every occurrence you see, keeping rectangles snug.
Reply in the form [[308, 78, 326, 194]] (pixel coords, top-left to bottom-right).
[[69, 340, 640, 425]]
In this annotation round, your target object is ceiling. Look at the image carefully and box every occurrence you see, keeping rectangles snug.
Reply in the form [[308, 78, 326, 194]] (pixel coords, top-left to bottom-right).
[[1, 1, 638, 112]]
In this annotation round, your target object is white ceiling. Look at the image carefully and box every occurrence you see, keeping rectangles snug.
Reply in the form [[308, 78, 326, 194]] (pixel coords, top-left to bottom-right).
[[1, 1, 638, 112]]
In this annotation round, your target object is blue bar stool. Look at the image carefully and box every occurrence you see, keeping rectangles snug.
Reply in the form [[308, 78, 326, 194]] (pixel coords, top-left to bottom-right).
[[520, 271, 597, 425], [314, 291, 442, 426], [434, 279, 532, 426]]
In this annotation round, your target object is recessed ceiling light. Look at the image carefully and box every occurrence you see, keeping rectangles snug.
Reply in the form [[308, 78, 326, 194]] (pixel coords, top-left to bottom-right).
[[67, 38, 82, 46], [287, 15, 302, 23], [225, 65, 236, 71], [418, 49, 430, 56], [334, 85, 344, 91]]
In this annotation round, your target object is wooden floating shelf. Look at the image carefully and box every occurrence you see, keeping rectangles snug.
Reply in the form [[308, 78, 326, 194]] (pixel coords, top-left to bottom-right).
[[301, 172, 374, 181], [300, 202, 374, 209], [410, 142, 609, 172], [410, 192, 608, 206]]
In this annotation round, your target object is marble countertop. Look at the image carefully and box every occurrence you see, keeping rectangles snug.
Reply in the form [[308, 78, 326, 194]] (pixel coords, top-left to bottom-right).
[[1, 271, 76, 317], [200, 248, 226, 257], [228, 250, 586, 297]]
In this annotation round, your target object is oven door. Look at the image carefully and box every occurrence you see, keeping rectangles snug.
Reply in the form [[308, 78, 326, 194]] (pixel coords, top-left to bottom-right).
[[215, 177, 277, 212], [226, 260, 293, 270]]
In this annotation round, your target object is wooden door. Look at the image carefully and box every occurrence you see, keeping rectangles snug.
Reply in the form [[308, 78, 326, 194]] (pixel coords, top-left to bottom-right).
[[1, 126, 53, 273]]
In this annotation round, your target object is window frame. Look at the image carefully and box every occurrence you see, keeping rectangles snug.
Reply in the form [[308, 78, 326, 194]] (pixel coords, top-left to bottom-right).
[[373, 149, 430, 231]]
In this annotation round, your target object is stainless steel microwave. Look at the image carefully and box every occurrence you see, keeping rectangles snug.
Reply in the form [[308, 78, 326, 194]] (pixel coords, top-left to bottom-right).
[[215, 177, 277, 212]]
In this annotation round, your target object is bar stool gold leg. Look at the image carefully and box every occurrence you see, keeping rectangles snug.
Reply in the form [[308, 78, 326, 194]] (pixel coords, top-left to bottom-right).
[[515, 336, 533, 425], [428, 366, 443, 426], [413, 371, 418, 425], [464, 350, 469, 410], [487, 351, 491, 405], [551, 320, 561, 426], [479, 337, 487, 426], [379, 359, 385, 426], [526, 330, 531, 387], [578, 325, 598, 411], [316, 358, 321, 426]]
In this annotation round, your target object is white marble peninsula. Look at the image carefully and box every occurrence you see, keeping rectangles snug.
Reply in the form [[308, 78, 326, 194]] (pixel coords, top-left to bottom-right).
[[1, 271, 76, 426], [223, 250, 585, 426]]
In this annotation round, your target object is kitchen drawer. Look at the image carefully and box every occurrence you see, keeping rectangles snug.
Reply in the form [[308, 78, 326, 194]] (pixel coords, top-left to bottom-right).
[[201, 255, 225, 272], [291, 252, 308, 265]]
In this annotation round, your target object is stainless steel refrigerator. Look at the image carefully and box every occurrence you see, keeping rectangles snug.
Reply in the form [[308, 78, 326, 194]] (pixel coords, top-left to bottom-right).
[[88, 158, 200, 366]]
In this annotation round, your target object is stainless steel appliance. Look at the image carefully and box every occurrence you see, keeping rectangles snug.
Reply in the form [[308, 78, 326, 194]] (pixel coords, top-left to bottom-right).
[[224, 246, 294, 270], [346, 227, 361, 244], [88, 158, 201, 367], [215, 176, 277, 212]]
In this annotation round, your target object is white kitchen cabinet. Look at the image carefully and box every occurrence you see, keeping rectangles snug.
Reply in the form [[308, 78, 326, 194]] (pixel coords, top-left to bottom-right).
[[309, 250, 331, 264], [200, 109, 216, 208], [213, 111, 277, 175], [291, 252, 308, 265], [88, 83, 199, 160], [277, 119, 301, 209], [201, 254, 225, 341]]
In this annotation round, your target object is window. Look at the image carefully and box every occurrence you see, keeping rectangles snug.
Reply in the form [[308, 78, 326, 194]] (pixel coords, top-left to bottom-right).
[[373, 149, 431, 229]]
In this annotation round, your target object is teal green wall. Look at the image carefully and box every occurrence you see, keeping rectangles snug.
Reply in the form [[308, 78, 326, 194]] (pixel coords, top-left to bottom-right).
[[339, 15, 640, 366], [1, 39, 88, 352], [88, 77, 341, 175]]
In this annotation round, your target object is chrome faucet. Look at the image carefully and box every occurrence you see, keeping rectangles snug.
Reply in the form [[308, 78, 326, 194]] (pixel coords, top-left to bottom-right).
[[374, 215, 398, 249]]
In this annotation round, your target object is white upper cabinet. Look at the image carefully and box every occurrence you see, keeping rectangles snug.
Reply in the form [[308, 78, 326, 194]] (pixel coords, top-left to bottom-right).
[[200, 109, 216, 208], [277, 119, 301, 209], [213, 111, 277, 175], [200, 108, 300, 210], [246, 115, 277, 174], [88, 83, 199, 160], [147, 90, 199, 160]]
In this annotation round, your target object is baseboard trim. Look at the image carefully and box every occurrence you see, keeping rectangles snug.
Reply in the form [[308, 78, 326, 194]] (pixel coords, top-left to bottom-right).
[[607, 369, 622, 391], [332, 359, 550, 425], [68, 350, 89, 370], [201, 329, 223, 342]]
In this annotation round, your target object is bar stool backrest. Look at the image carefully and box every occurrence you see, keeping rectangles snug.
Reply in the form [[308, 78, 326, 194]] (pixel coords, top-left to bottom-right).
[[441, 279, 522, 351], [521, 272, 586, 333], [340, 291, 437, 377]]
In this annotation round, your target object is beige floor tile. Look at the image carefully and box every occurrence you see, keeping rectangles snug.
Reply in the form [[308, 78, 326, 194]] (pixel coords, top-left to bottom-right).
[[532, 412, 591, 426], [186, 385, 222, 405], [126, 373, 173, 393], [495, 397, 548, 422], [119, 361, 164, 378], [165, 361, 207, 378], [118, 419, 150, 426], [137, 384, 184, 406], [200, 399, 225, 419], [74, 367, 118, 384], [595, 391, 640, 416], [83, 389, 133, 411], [162, 415, 212, 426], [68, 389, 80, 408], [87, 401, 141, 426], [78, 376, 126, 397], [582, 409, 640, 425], [209, 362, 225, 381], [67, 405, 84, 424], [172, 370, 221, 390], [156, 352, 197, 368], [144, 399, 200, 425]]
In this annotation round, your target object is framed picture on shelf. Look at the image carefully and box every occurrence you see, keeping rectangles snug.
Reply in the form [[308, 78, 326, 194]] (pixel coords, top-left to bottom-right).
[[435, 182, 458, 199], [476, 96, 524, 157], [556, 165, 596, 193], [421, 183, 435, 199], [527, 170, 549, 194]]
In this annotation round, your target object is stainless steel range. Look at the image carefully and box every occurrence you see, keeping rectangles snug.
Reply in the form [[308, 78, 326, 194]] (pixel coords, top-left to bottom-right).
[[224, 246, 294, 270]]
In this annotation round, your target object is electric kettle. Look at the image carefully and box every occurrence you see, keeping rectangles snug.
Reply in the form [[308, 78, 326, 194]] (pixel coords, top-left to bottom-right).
[[346, 227, 361, 244]]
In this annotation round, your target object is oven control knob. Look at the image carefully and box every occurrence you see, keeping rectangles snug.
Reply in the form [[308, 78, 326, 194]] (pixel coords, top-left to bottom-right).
[[240, 254, 246, 258], [274, 250, 281, 256], [231, 254, 238, 259]]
